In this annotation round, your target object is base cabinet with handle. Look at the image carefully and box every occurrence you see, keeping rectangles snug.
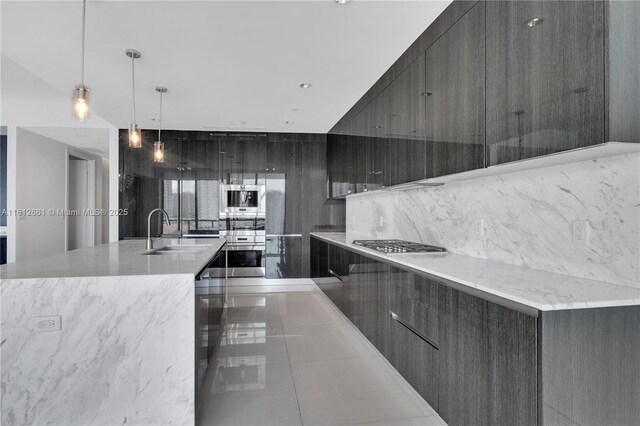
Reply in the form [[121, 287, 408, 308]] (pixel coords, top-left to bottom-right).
[[310, 236, 640, 426]]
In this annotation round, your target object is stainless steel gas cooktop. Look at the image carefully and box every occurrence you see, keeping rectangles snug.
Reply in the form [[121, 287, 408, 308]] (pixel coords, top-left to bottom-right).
[[353, 239, 446, 255]]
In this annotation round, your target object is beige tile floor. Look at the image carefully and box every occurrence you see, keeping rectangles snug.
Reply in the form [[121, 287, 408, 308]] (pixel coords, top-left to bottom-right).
[[197, 286, 446, 426]]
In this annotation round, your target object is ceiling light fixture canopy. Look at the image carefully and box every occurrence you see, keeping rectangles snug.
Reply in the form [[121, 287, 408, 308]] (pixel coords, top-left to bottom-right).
[[154, 86, 167, 163], [72, 0, 90, 121], [126, 49, 142, 148], [299, 83, 312, 89]]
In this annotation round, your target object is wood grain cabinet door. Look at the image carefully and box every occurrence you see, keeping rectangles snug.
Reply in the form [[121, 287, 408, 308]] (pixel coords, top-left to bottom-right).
[[388, 268, 440, 409], [424, 1, 486, 177], [486, 0, 605, 165], [438, 285, 538, 426], [388, 54, 428, 185]]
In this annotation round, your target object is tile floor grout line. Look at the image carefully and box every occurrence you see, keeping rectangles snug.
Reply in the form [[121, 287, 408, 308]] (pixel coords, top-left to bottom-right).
[[275, 292, 306, 426]]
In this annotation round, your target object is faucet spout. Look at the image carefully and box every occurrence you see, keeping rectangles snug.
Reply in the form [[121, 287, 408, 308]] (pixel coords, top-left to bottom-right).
[[146, 208, 171, 250]]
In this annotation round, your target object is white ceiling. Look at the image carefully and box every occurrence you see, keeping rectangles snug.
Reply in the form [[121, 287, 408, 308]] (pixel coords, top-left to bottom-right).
[[1, 0, 450, 134]]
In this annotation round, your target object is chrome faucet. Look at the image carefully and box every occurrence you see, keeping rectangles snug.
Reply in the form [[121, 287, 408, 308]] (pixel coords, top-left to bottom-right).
[[146, 208, 171, 250]]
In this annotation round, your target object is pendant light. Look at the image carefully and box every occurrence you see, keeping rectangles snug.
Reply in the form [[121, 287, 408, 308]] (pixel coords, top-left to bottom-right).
[[72, 0, 90, 121], [126, 49, 142, 148], [154, 87, 167, 163]]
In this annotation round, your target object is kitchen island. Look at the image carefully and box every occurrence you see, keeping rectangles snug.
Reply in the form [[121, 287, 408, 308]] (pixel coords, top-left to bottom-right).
[[0, 238, 225, 425], [311, 232, 640, 426]]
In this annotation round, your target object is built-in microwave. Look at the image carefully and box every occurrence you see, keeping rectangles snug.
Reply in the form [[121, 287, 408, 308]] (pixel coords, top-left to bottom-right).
[[219, 184, 266, 219]]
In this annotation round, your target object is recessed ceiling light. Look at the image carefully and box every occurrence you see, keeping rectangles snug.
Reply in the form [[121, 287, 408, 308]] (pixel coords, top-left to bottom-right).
[[336, 0, 348, 4], [525, 17, 544, 28], [285, 121, 295, 125], [299, 83, 312, 89]]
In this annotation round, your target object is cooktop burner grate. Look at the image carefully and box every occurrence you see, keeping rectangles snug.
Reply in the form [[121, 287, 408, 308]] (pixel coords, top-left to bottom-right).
[[353, 239, 446, 255]]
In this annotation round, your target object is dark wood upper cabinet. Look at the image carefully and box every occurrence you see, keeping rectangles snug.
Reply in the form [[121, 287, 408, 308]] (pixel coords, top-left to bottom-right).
[[486, 0, 605, 165], [605, 0, 640, 143], [424, 1, 486, 177], [388, 54, 428, 185], [220, 134, 267, 185], [327, 127, 359, 199]]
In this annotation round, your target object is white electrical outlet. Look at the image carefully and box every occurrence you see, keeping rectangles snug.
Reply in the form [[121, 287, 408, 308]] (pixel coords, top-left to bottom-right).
[[572, 220, 589, 245], [33, 315, 61, 332], [377, 216, 384, 227]]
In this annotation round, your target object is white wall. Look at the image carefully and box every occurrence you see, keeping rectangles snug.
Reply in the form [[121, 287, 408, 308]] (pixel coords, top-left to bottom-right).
[[1, 55, 119, 262], [14, 129, 105, 261], [15, 129, 67, 260]]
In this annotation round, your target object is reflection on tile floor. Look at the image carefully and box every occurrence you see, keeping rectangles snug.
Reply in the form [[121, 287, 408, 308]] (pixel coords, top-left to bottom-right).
[[197, 290, 446, 426]]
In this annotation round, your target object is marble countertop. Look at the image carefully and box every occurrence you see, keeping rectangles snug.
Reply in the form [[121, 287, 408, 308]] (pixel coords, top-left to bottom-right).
[[0, 238, 226, 280], [311, 232, 640, 312]]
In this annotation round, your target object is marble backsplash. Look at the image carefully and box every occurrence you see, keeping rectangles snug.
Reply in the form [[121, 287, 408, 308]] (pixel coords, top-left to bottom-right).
[[346, 152, 640, 289]]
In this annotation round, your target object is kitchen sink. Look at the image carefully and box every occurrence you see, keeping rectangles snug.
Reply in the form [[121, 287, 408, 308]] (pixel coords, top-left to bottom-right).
[[144, 245, 210, 255]]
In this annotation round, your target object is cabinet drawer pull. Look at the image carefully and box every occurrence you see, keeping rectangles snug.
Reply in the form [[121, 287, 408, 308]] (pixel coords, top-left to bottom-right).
[[390, 311, 438, 350]]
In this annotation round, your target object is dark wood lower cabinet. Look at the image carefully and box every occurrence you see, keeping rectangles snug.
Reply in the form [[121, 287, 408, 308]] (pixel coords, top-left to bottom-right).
[[437, 285, 493, 425], [311, 237, 639, 426], [388, 316, 439, 410], [486, 303, 538, 425], [540, 306, 640, 426], [265, 235, 303, 279], [347, 253, 390, 355]]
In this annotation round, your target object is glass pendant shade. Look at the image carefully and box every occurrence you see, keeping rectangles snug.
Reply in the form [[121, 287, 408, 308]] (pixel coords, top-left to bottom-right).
[[154, 140, 165, 163], [72, 85, 90, 121], [129, 123, 142, 148]]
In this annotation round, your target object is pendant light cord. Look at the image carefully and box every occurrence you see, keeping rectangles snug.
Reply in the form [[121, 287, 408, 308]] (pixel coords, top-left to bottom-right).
[[131, 56, 136, 122], [80, 0, 87, 86], [158, 91, 163, 141]]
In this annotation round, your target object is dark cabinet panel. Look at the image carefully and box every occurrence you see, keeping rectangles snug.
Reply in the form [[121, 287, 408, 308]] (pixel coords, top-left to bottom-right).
[[605, 0, 640, 143], [541, 306, 640, 426], [388, 315, 439, 410], [178, 137, 220, 234], [312, 237, 347, 311], [388, 267, 439, 408], [437, 285, 490, 425], [486, 0, 605, 165], [265, 235, 303, 279], [424, 1, 485, 177], [119, 129, 180, 239], [310, 237, 329, 279], [326, 132, 355, 198], [367, 88, 390, 189], [347, 253, 390, 355], [486, 302, 537, 426], [195, 249, 226, 399], [300, 135, 333, 277], [266, 136, 302, 235], [321, 243, 348, 312], [438, 285, 537, 426], [220, 134, 267, 185], [389, 267, 439, 347], [388, 54, 428, 185]]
